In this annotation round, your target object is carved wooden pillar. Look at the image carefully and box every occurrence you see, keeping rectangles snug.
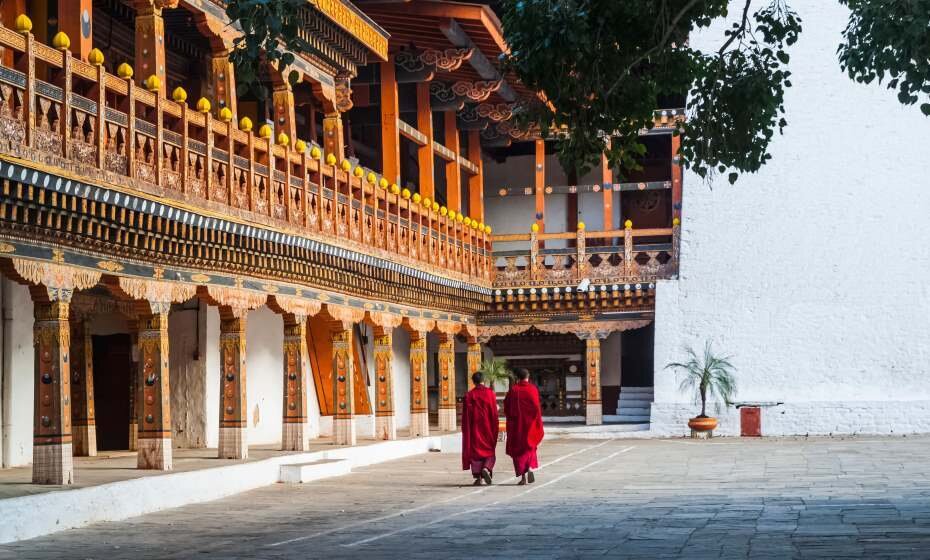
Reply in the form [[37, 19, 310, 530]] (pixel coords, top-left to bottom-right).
[[437, 333, 456, 432], [70, 319, 97, 457], [466, 340, 482, 390], [32, 298, 74, 485], [273, 82, 296, 144], [282, 314, 311, 451], [323, 112, 344, 161], [219, 309, 248, 459], [331, 325, 356, 445], [467, 130, 484, 222], [59, 0, 93, 62], [128, 322, 139, 451], [416, 82, 434, 199], [133, 1, 168, 96], [380, 57, 400, 184], [209, 53, 237, 119], [444, 111, 461, 212], [583, 335, 605, 426], [136, 309, 172, 470], [409, 332, 429, 437], [373, 326, 396, 441], [534, 139, 545, 233]]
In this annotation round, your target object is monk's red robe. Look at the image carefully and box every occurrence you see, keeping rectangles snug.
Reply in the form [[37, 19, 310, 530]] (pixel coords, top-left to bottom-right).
[[461, 384, 500, 473], [504, 380, 545, 476]]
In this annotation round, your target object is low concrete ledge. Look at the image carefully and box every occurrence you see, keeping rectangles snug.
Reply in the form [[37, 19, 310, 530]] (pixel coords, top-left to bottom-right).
[[279, 459, 351, 483], [0, 434, 460, 544]]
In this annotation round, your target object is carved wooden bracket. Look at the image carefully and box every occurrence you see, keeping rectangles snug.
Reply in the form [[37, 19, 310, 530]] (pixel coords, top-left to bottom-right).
[[270, 294, 323, 321], [451, 80, 501, 102]]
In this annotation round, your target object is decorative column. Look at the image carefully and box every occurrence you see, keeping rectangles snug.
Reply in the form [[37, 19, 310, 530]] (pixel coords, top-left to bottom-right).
[[373, 326, 397, 440], [208, 53, 237, 118], [466, 339, 482, 390], [58, 0, 93, 62], [136, 308, 172, 470], [332, 325, 356, 445], [272, 81, 297, 145], [133, 0, 169, 96], [128, 322, 139, 451], [444, 111, 462, 212], [32, 298, 74, 485], [416, 82, 435, 199], [467, 130, 484, 222], [534, 138, 545, 232], [70, 319, 97, 457], [380, 57, 400, 184], [218, 309, 248, 459], [282, 314, 311, 451], [583, 334, 606, 426], [409, 332, 429, 437], [437, 333, 456, 431]]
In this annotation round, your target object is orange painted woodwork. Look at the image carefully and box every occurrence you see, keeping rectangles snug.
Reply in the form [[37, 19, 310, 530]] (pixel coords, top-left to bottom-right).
[[534, 139, 545, 231], [671, 133, 682, 220], [416, 82, 434, 199], [134, 2, 167, 97], [58, 0, 93, 62], [601, 145, 613, 231], [444, 111, 461, 212], [467, 130, 484, 222], [306, 314, 371, 416], [380, 57, 400, 185]]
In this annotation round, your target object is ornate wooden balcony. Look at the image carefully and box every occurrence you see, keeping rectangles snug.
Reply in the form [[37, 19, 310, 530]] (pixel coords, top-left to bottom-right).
[[491, 225, 679, 290], [0, 24, 491, 290]]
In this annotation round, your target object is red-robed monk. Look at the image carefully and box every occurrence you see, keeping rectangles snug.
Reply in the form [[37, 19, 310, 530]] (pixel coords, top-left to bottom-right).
[[504, 368, 544, 485], [461, 371, 500, 485]]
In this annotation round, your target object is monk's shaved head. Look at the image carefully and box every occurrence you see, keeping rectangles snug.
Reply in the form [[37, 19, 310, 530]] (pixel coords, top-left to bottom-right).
[[472, 371, 483, 385], [517, 368, 530, 380]]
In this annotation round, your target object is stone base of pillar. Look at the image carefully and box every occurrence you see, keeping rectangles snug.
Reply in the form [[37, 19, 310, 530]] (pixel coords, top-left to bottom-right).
[[586, 403, 603, 426], [137, 437, 173, 470], [128, 422, 138, 451], [334, 417, 356, 446], [282, 422, 310, 451], [72, 425, 97, 457], [438, 408, 457, 432], [218, 427, 248, 459], [375, 415, 397, 441], [32, 443, 74, 485], [410, 412, 430, 438]]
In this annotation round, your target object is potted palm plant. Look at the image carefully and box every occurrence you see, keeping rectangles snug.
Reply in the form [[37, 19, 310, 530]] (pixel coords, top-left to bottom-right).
[[665, 342, 736, 436], [477, 357, 513, 441]]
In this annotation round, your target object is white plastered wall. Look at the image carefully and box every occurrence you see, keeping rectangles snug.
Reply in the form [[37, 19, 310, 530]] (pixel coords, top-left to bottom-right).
[[652, 0, 930, 436], [1, 280, 33, 467], [392, 327, 412, 430]]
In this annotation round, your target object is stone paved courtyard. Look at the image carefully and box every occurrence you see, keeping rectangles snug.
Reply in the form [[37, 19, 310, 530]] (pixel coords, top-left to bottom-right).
[[4, 436, 930, 559]]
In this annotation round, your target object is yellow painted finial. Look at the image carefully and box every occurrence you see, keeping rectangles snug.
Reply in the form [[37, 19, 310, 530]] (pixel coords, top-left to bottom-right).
[[448, 210, 457, 221], [88, 48, 104, 66], [379, 178, 389, 189], [531, 223, 540, 233], [485, 225, 492, 234], [412, 193, 422, 204], [196, 97, 211, 113], [340, 159, 351, 172], [431, 201, 440, 212], [172, 86, 188, 103], [455, 213, 464, 223], [390, 184, 400, 195], [14, 14, 32, 34], [402, 188, 411, 200], [239, 116, 253, 132], [258, 124, 273, 139], [464, 217, 472, 227], [277, 132, 290, 146], [422, 197, 431, 208], [353, 166, 364, 178], [366, 172, 377, 185], [672, 217, 681, 226], [577, 221, 586, 231], [440, 206, 448, 217], [326, 153, 337, 166], [310, 146, 321, 159], [295, 139, 307, 153], [624, 219, 633, 229], [52, 31, 70, 50], [144, 75, 161, 93], [219, 107, 233, 122], [117, 62, 134, 80]]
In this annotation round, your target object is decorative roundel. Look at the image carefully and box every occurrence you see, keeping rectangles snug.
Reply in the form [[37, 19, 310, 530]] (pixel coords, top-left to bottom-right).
[[517, 288, 524, 295], [635, 283, 642, 290], [339, 402, 347, 409], [612, 284, 619, 291], [554, 287, 560, 294], [146, 414, 155, 423], [600, 285, 607, 291], [662, 110, 669, 116], [565, 286, 572, 292], [415, 398, 421, 404], [379, 375, 386, 382], [592, 185, 600, 192], [624, 284, 631, 291], [337, 375, 346, 382], [649, 283, 656, 289], [41, 416, 51, 427], [495, 289, 501, 296], [41, 373, 52, 384], [380, 400, 387, 406], [288, 373, 297, 380], [506, 289, 514, 296], [529, 288, 537, 295], [498, 188, 507, 197], [414, 376, 421, 382], [569, 364, 578, 373], [545, 186, 553, 194], [541, 287, 548, 294], [226, 373, 235, 382], [638, 182, 647, 190]]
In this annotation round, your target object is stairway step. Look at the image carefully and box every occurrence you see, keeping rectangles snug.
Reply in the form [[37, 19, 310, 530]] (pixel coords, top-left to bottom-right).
[[279, 459, 351, 483]]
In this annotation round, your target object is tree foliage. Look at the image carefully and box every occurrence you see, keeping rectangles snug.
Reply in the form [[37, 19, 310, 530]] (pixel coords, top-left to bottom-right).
[[225, 0, 304, 99], [838, 0, 930, 117], [501, 0, 801, 183]]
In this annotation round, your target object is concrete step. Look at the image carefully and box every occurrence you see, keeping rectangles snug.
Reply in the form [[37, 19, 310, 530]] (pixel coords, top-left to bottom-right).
[[615, 415, 651, 422], [619, 386, 654, 394], [618, 397, 653, 406], [617, 406, 651, 415], [279, 459, 351, 483]]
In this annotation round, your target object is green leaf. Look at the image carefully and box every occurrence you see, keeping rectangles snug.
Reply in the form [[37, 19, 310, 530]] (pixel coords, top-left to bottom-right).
[[921, 103, 930, 116], [728, 172, 738, 184]]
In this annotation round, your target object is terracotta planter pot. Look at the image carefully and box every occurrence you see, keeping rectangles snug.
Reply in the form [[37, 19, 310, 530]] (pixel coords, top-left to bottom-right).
[[688, 416, 718, 432]]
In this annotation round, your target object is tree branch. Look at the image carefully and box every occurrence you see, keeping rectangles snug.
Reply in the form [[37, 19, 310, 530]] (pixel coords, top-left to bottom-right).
[[718, 0, 753, 55], [604, 0, 702, 98]]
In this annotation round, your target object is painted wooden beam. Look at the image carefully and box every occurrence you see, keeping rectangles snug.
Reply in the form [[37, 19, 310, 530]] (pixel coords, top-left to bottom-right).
[[439, 18, 516, 102]]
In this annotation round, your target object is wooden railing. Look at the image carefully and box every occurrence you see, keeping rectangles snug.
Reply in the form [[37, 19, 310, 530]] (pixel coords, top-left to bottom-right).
[[0, 24, 491, 284], [491, 225, 680, 288]]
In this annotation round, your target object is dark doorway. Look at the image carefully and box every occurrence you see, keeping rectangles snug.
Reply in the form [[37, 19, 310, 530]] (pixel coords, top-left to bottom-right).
[[621, 323, 655, 387], [92, 334, 132, 451]]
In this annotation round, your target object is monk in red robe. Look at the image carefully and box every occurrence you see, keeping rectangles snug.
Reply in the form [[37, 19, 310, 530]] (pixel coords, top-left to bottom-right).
[[504, 368, 544, 485], [461, 371, 499, 485]]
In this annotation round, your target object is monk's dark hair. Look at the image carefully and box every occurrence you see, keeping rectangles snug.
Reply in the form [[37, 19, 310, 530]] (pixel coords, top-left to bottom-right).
[[472, 371, 483, 385], [516, 368, 530, 380]]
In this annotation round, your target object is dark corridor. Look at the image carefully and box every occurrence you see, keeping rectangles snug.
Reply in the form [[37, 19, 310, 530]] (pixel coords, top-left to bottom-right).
[[92, 334, 132, 451]]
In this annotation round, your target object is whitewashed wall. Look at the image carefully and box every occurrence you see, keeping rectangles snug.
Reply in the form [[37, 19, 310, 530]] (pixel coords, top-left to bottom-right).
[[204, 306, 220, 449], [169, 308, 207, 448], [244, 307, 284, 445], [652, 0, 930, 436], [392, 328, 412, 430], [1, 280, 33, 467]]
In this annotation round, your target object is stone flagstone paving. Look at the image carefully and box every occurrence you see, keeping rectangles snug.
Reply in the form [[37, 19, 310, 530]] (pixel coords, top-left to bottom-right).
[[3, 436, 930, 559]]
